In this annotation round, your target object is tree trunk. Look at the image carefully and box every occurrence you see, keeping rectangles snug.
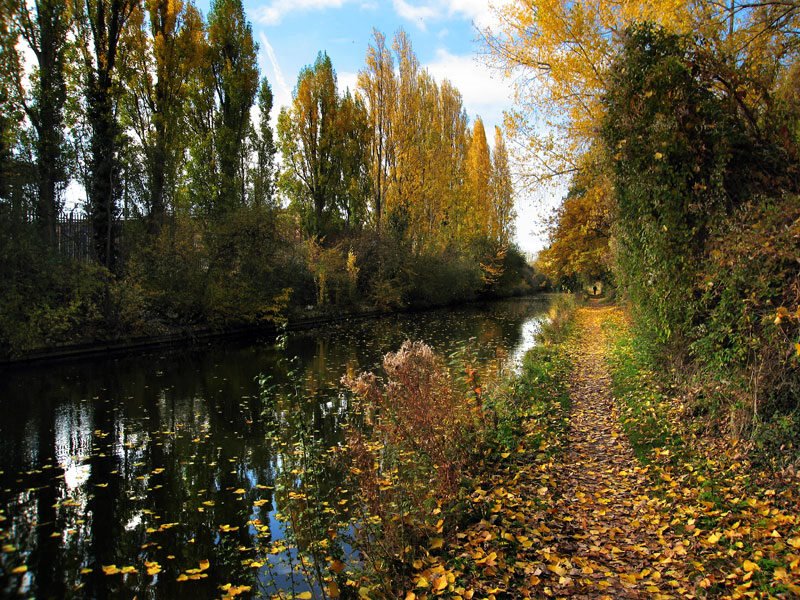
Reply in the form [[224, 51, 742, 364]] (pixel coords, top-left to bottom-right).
[[88, 81, 117, 271]]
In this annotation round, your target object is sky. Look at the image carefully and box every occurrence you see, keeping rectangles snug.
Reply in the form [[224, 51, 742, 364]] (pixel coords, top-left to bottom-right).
[[189, 0, 558, 257]]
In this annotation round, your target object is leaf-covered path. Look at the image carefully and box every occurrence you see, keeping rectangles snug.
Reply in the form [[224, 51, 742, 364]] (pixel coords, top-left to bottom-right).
[[544, 306, 683, 598], [436, 304, 798, 599]]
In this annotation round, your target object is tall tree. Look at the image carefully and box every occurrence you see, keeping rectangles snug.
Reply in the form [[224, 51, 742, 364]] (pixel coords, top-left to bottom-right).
[[482, 0, 695, 186], [334, 90, 371, 231], [464, 117, 492, 240], [388, 28, 422, 230], [357, 29, 395, 231], [490, 126, 514, 245], [0, 0, 23, 204], [76, 0, 139, 269], [207, 0, 258, 213], [10, 0, 70, 244], [249, 77, 277, 207], [433, 80, 468, 250], [122, 0, 202, 230], [277, 52, 341, 237]]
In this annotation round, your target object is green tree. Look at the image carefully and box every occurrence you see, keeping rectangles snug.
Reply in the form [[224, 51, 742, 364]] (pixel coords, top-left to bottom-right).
[[602, 24, 737, 342], [277, 52, 344, 237], [122, 0, 203, 230], [249, 77, 277, 207], [207, 0, 258, 213], [0, 0, 23, 204], [75, 0, 139, 269], [10, 0, 71, 244]]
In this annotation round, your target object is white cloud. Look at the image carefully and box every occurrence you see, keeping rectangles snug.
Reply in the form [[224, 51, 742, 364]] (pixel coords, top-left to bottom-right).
[[258, 32, 293, 115], [392, 0, 439, 29], [444, 0, 499, 29], [390, 0, 509, 30], [424, 48, 513, 137], [338, 70, 359, 95], [252, 0, 350, 26]]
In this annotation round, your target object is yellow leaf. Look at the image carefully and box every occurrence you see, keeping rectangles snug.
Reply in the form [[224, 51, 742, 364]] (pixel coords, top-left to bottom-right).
[[199, 559, 210, 571], [743, 560, 759, 572], [102, 565, 120, 575], [233, 488, 246, 495], [706, 532, 721, 544], [416, 576, 430, 588], [405, 593, 416, 600], [430, 537, 444, 550], [11, 565, 27, 574], [787, 537, 800, 549], [434, 575, 448, 591], [120, 566, 137, 574], [330, 559, 346, 573], [176, 574, 189, 582], [296, 593, 312, 600]]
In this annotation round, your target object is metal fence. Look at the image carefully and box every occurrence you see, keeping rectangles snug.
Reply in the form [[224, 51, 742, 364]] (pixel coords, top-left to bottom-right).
[[56, 213, 94, 262]]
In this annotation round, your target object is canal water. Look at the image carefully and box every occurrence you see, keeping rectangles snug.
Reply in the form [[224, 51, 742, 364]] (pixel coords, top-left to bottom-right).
[[0, 296, 554, 598]]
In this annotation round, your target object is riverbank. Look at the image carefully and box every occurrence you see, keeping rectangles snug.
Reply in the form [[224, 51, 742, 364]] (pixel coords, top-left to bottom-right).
[[0, 292, 557, 368], [374, 304, 800, 598]]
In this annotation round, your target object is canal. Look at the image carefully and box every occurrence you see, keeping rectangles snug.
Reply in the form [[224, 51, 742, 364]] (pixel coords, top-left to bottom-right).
[[0, 296, 555, 598]]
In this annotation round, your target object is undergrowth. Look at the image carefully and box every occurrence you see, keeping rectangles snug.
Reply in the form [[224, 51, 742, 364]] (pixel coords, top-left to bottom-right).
[[262, 296, 577, 598]]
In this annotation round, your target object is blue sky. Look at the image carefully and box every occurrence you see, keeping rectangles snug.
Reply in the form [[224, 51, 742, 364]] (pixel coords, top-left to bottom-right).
[[193, 0, 553, 255]]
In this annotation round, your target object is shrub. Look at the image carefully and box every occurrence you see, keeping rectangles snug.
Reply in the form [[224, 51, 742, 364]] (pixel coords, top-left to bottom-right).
[[691, 195, 800, 459]]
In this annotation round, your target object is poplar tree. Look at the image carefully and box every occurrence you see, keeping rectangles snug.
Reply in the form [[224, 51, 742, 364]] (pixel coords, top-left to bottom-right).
[[76, 0, 139, 269], [122, 0, 203, 230], [10, 0, 70, 244], [277, 52, 340, 237], [0, 0, 22, 204], [207, 0, 258, 213], [490, 126, 514, 245], [249, 77, 277, 207], [357, 29, 395, 231], [464, 117, 491, 240]]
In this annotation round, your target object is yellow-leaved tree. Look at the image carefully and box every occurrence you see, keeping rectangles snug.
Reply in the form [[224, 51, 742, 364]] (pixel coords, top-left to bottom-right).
[[464, 117, 492, 242]]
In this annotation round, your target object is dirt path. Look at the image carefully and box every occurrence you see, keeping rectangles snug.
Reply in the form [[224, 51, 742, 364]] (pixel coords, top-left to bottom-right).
[[545, 306, 684, 599], [451, 304, 797, 599]]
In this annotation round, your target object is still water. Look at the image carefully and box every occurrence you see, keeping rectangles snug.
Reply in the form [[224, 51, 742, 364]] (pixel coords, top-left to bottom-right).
[[0, 296, 554, 598]]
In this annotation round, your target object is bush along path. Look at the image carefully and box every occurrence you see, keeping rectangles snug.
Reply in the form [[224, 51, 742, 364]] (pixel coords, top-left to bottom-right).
[[423, 306, 799, 599]]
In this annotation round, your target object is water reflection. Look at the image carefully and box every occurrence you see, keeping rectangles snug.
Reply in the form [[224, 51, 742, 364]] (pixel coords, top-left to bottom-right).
[[0, 296, 553, 598]]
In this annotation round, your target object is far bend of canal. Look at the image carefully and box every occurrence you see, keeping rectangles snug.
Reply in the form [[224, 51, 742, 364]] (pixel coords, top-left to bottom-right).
[[0, 295, 557, 598]]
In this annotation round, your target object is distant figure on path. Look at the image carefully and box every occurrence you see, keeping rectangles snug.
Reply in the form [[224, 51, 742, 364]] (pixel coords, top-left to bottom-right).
[[592, 284, 597, 296]]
